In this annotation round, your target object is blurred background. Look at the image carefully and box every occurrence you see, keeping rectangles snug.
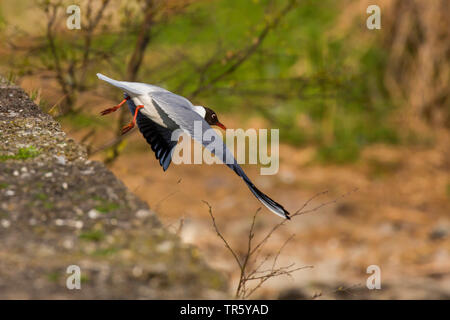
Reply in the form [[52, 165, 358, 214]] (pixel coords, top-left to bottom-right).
[[0, 0, 449, 298]]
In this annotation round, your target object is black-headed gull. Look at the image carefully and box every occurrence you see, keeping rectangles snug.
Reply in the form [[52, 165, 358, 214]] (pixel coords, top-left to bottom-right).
[[97, 73, 290, 219]]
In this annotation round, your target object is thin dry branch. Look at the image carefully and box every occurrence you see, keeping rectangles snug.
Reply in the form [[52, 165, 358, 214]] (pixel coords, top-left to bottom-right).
[[250, 188, 358, 258], [244, 265, 313, 299], [203, 200, 242, 270], [293, 188, 359, 217], [204, 187, 358, 299], [235, 208, 261, 296]]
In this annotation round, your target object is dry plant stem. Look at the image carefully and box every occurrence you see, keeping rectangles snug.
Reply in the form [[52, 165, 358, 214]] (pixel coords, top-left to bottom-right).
[[203, 200, 243, 271], [245, 265, 313, 299], [294, 188, 358, 217], [47, 93, 68, 116], [235, 208, 261, 297], [242, 233, 312, 299], [204, 187, 357, 299], [251, 188, 358, 258]]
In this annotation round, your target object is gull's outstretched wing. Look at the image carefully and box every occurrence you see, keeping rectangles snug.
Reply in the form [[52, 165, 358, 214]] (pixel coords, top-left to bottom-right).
[[97, 73, 169, 96], [98, 73, 195, 111], [127, 95, 178, 171], [149, 92, 290, 219]]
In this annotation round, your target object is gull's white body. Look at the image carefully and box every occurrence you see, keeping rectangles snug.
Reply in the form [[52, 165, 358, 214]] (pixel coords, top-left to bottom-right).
[[132, 94, 167, 129], [97, 73, 202, 130]]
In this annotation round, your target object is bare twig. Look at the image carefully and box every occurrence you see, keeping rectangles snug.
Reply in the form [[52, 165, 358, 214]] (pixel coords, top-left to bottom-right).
[[203, 200, 243, 270], [204, 187, 358, 299], [244, 265, 313, 299], [235, 208, 261, 297], [293, 188, 358, 217], [79, 0, 111, 88]]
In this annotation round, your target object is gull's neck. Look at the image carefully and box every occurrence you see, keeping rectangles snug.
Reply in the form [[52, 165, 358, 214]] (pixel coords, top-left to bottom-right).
[[193, 106, 206, 118]]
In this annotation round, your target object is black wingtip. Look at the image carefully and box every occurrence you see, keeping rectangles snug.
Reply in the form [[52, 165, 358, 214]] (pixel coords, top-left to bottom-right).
[[241, 172, 292, 220]]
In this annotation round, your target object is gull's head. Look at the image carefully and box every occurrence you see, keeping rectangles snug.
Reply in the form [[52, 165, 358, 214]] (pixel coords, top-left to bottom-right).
[[194, 106, 226, 130]]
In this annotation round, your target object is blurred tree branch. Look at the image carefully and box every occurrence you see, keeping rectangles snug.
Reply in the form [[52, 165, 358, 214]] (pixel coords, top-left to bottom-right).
[[106, 0, 298, 164], [78, 0, 111, 89], [190, 0, 298, 98], [107, 0, 197, 163], [39, 0, 112, 114], [42, 0, 72, 109]]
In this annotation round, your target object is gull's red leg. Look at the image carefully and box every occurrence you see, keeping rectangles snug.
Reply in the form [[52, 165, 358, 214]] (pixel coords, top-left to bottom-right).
[[100, 96, 130, 116], [121, 105, 144, 135]]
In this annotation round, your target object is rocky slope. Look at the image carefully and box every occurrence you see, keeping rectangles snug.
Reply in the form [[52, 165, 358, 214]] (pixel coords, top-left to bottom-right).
[[0, 76, 227, 299]]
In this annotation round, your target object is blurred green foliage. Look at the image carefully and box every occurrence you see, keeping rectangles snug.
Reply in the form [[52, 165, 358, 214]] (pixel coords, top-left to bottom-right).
[[133, 0, 396, 163], [3, 0, 399, 163], [151, 0, 396, 163]]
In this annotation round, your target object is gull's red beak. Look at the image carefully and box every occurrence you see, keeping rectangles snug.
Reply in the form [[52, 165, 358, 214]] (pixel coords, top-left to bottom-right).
[[216, 122, 227, 130]]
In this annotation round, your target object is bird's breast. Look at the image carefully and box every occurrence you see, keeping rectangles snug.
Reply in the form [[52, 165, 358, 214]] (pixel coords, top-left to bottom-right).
[[132, 96, 168, 128]]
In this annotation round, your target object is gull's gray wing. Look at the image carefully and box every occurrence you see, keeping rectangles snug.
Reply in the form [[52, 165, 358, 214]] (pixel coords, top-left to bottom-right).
[[98, 73, 169, 96], [127, 95, 178, 171], [149, 92, 290, 219]]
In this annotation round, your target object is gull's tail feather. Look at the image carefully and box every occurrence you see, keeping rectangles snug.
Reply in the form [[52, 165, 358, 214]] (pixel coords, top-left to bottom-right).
[[233, 165, 290, 220], [96, 73, 143, 96]]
